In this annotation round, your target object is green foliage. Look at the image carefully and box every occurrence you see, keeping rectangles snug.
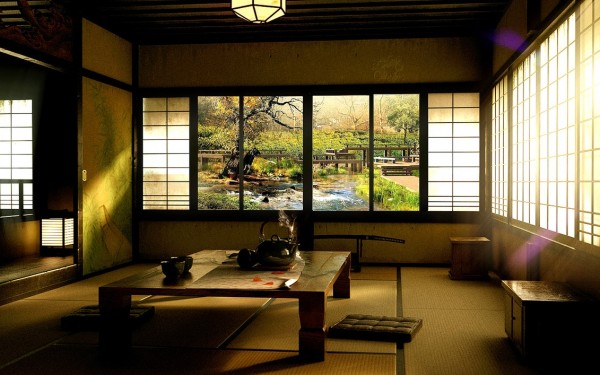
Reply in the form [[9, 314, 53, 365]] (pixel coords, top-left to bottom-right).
[[315, 165, 341, 178], [199, 128, 416, 158], [312, 130, 368, 155], [355, 173, 419, 211], [288, 165, 303, 179], [252, 157, 277, 175], [253, 130, 302, 158], [242, 199, 263, 210], [198, 193, 239, 210], [198, 125, 236, 150], [198, 192, 261, 210]]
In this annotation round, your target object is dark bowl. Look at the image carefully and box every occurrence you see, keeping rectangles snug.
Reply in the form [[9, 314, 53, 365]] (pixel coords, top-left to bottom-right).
[[171, 256, 193, 273], [161, 259, 185, 278]]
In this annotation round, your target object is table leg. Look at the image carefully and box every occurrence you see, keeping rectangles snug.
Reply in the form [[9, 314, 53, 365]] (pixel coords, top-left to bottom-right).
[[333, 256, 351, 298], [99, 288, 132, 358], [298, 293, 326, 361]]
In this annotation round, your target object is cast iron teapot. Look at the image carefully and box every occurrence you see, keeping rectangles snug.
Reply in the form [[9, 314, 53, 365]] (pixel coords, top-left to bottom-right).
[[256, 234, 298, 266], [237, 217, 298, 269]]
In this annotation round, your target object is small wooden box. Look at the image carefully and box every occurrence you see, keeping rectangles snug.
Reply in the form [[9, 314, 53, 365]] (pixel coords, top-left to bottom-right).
[[448, 236, 490, 280]]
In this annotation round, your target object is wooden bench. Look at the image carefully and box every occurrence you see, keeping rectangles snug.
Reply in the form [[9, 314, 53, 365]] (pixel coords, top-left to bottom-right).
[[381, 165, 418, 176], [374, 156, 396, 163]]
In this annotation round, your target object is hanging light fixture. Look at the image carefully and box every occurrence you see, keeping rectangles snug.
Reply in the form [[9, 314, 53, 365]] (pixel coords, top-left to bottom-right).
[[232, 0, 286, 24]]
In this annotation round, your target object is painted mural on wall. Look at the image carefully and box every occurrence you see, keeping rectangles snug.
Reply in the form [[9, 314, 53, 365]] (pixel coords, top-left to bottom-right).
[[0, 0, 72, 62], [82, 78, 132, 275]]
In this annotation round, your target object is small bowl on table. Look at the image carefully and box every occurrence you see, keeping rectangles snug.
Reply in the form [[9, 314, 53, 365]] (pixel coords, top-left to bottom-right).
[[161, 258, 186, 279], [171, 256, 193, 273]]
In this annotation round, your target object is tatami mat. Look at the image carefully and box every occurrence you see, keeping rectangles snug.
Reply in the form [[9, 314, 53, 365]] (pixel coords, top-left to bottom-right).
[[0, 264, 399, 375], [226, 279, 397, 354], [0, 346, 395, 375], [400, 267, 538, 375], [0, 264, 157, 365], [1, 262, 562, 374], [132, 296, 271, 348], [351, 266, 397, 281]]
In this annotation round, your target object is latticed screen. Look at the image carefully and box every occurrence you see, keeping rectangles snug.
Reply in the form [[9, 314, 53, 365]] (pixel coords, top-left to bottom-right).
[[427, 93, 480, 211], [0, 99, 33, 217], [579, 1, 600, 246], [492, 77, 509, 217], [142, 97, 190, 210], [511, 53, 537, 225], [538, 14, 576, 237], [496, 3, 600, 247]]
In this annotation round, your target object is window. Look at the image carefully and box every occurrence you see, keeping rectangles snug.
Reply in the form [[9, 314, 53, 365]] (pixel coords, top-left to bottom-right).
[[373, 94, 420, 211], [142, 92, 478, 216], [579, 0, 600, 246], [492, 77, 509, 217], [197, 95, 304, 210], [312, 95, 370, 211], [142, 97, 190, 210], [538, 16, 576, 236], [492, 1, 600, 249], [0, 99, 33, 218], [242, 96, 304, 211], [428, 93, 480, 211], [511, 53, 537, 225]]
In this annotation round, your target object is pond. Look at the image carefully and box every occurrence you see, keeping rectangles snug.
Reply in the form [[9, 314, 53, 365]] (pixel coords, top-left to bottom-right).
[[200, 175, 369, 211], [244, 176, 368, 211]]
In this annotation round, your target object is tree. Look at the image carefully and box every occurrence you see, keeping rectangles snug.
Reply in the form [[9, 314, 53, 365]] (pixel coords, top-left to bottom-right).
[[198, 96, 303, 149], [243, 96, 303, 140], [387, 95, 419, 146], [337, 96, 369, 132]]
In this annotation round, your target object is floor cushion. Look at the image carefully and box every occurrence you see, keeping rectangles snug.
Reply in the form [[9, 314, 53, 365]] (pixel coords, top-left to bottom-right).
[[328, 314, 422, 343]]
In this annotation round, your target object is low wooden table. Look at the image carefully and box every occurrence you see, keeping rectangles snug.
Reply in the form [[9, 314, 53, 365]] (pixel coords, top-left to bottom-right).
[[98, 250, 351, 362]]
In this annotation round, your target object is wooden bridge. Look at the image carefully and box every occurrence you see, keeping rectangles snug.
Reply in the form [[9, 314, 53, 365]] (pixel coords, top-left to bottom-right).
[[380, 164, 419, 176], [199, 147, 419, 175], [198, 149, 289, 168]]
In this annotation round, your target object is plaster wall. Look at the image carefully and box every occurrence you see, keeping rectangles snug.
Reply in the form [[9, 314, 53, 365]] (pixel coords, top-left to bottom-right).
[[82, 19, 132, 85], [139, 221, 481, 264], [0, 220, 39, 259], [492, 0, 529, 76], [492, 0, 572, 76], [139, 38, 483, 88]]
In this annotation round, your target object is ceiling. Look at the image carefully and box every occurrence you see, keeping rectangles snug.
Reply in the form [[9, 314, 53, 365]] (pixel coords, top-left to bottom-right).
[[2, 1, 513, 45]]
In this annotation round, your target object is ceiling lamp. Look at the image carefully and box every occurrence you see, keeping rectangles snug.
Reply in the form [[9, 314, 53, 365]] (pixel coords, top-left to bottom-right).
[[232, 0, 286, 24]]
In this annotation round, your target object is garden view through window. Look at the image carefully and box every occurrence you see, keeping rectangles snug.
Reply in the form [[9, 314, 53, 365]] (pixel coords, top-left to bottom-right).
[[194, 94, 420, 211], [142, 93, 478, 213], [197, 95, 304, 210]]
